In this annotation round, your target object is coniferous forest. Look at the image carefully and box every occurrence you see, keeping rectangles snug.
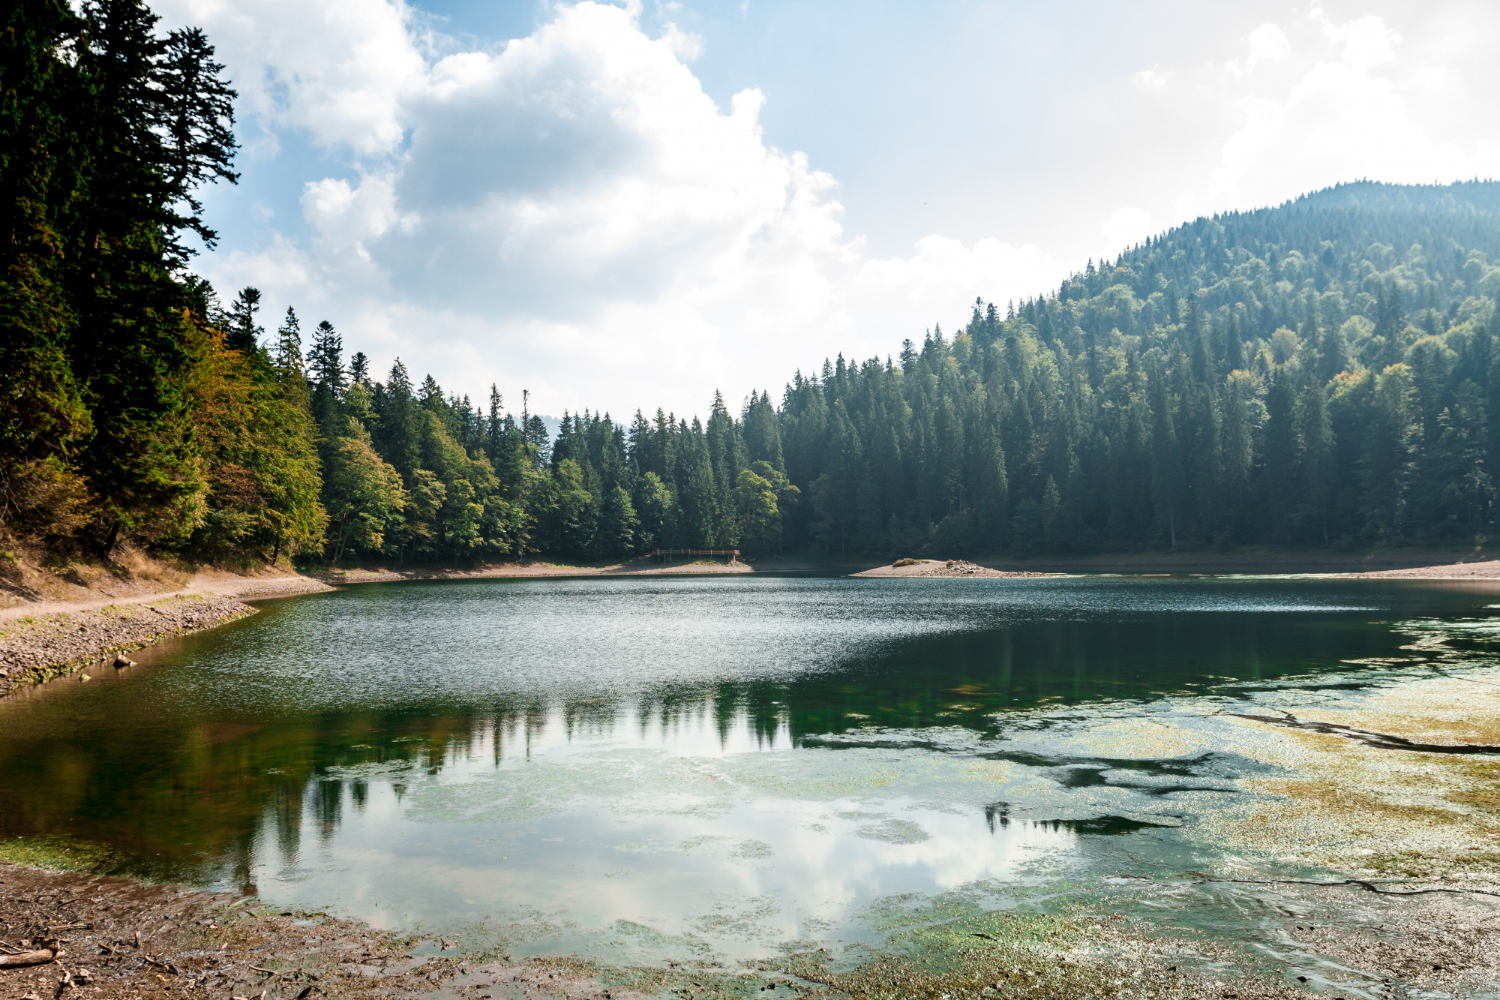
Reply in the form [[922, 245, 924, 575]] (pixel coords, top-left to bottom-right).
[[7, 1, 1500, 567]]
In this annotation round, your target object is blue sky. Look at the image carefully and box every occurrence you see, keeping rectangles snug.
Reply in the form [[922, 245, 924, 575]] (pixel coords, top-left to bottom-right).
[[160, 0, 1500, 418]]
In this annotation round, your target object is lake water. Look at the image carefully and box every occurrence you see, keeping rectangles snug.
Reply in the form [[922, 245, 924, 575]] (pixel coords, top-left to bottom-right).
[[0, 575, 1494, 963]]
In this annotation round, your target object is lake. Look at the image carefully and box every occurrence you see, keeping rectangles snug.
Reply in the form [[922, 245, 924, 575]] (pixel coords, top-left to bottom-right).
[[1, 575, 1496, 965]]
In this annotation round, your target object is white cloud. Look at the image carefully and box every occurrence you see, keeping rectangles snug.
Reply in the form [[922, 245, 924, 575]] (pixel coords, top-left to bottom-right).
[[1323, 14, 1398, 70], [219, 234, 319, 299], [1131, 65, 1170, 93], [1206, 11, 1498, 213], [854, 237, 1061, 324], [1100, 207, 1153, 255], [301, 174, 412, 254], [173, 0, 1068, 415], [1246, 22, 1289, 64], [159, 0, 427, 155], [659, 22, 703, 60]]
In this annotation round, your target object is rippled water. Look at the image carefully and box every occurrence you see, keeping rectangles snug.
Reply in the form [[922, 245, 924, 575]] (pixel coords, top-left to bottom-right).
[[0, 576, 1492, 959]]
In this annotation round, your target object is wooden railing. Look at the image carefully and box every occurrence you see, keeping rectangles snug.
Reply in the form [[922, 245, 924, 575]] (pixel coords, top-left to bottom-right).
[[647, 548, 741, 562]]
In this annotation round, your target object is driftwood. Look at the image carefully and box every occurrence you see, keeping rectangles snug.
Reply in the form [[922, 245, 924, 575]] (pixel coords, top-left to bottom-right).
[[1121, 874, 1500, 898], [0, 947, 62, 968], [1225, 709, 1500, 754]]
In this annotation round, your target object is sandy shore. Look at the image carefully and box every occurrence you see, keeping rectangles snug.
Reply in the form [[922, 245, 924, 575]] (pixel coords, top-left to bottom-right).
[[1325, 558, 1500, 580], [317, 559, 752, 585], [851, 559, 1056, 578]]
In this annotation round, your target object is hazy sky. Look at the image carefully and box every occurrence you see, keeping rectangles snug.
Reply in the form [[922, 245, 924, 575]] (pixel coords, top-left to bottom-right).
[[156, 0, 1500, 419]]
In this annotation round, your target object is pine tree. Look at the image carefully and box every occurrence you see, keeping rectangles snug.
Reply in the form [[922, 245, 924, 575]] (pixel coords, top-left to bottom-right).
[[226, 287, 263, 353], [306, 319, 344, 438]]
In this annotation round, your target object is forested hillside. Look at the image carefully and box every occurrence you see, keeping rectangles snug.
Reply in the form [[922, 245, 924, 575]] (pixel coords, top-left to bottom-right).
[[780, 181, 1500, 556], [300, 179, 1500, 562], [6, 0, 1500, 567]]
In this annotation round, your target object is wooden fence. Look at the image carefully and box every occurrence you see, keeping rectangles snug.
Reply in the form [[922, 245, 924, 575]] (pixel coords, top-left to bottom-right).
[[647, 548, 741, 563]]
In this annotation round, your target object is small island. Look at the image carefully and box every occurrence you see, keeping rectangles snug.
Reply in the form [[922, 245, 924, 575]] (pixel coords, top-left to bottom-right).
[[851, 558, 1055, 578]]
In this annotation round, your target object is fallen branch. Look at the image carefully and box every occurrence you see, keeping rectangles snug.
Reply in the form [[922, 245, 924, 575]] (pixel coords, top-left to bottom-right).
[[1122, 874, 1500, 898], [0, 947, 61, 968], [1225, 710, 1500, 755]]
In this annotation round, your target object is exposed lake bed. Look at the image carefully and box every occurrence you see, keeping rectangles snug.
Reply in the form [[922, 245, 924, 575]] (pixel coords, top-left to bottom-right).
[[2, 577, 1499, 998]]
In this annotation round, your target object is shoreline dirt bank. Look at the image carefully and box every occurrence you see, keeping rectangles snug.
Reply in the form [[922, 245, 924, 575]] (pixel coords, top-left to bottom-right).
[[0, 860, 469, 1000], [0, 573, 330, 698], [0, 594, 255, 698], [1321, 557, 1500, 580], [315, 558, 752, 585], [3, 858, 1495, 1000]]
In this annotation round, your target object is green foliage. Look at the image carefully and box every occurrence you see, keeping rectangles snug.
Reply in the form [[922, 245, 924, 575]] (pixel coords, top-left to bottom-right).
[[633, 472, 675, 551], [182, 319, 325, 562], [324, 420, 404, 563], [0, 0, 262, 556], [766, 182, 1500, 555], [735, 466, 790, 556]]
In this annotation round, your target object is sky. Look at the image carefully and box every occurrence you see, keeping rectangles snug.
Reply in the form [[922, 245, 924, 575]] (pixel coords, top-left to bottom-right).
[[153, 0, 1500, 420]]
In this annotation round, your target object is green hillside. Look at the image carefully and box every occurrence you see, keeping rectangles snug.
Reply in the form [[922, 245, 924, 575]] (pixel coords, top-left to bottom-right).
[[770, 179, 1500, 555]]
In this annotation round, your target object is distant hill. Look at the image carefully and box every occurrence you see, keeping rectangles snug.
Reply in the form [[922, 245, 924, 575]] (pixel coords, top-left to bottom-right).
[[1294, 179, 1500, 214], [767, 179, 1500, 555]]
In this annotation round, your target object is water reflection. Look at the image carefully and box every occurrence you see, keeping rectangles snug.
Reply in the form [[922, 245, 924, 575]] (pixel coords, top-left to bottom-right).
[[0, 576, 1493, 953]]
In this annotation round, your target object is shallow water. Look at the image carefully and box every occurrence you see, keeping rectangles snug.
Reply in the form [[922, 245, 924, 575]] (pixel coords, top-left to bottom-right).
[[0, 575, 1494, 961]]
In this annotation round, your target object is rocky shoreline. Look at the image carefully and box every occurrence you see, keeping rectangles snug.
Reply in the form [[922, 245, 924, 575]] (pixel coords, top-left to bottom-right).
[[0, 860, 468, 1000], [0, 594, 255, 698]]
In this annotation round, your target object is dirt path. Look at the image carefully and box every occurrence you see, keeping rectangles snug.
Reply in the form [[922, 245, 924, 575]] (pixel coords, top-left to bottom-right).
[[0, 573, 329, 623]]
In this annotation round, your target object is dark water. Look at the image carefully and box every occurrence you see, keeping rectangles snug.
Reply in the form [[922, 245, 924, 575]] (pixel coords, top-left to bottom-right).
[[0, 576, 1492, 956]]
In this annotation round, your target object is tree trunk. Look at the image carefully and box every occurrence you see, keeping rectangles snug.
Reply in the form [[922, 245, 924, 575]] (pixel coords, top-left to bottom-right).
[[101, 520, 121, 559]]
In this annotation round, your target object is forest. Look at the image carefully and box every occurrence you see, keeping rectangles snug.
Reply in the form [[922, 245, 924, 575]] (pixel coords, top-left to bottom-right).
[[7, 0, 1500, 566]]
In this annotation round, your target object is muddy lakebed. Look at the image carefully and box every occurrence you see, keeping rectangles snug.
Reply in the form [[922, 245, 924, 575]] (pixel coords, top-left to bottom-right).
[[3, 575, 1500, 998]]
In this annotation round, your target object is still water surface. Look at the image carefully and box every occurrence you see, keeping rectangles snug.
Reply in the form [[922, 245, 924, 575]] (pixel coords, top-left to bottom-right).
[[0, 576, 1491, 959]]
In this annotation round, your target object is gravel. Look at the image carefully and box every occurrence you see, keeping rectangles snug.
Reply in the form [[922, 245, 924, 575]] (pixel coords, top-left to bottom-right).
[[0, 595, 254, 698]]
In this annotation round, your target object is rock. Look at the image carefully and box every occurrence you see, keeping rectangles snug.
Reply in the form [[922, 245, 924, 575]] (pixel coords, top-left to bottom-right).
[[113, 654, 134, 668]]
